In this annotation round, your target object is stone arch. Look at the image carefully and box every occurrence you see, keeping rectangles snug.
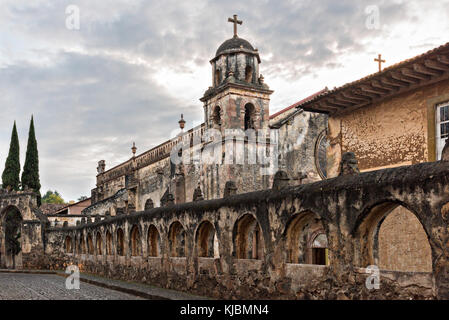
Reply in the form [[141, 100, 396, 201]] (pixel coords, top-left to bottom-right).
[[96, 231, 103, 255], [116, 228, 125, 256], [354, 201, 432, 272], [87, 233, 94, 255], [106, 230, 113, 255], [144, 198, 154, 211], [1, 206, 23, 269], [195, 220, 218, 258], [244, 103, 256, 130], [233, 213, 264, 259], [130, 225, 142, 256], [284, 211, 329, 265], [65, 236, 73, 253], [168, 221, 186, 257], [147, 225, 161, 257]]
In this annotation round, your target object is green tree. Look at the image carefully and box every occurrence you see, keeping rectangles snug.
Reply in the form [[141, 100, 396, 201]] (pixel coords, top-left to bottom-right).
[[2, 122, 21, 191], [42, 190, 65, 204], [21, 116, 41, 205]]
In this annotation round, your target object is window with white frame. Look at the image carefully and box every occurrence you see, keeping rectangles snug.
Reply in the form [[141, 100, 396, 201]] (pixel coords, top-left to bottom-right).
[[436, 102, 449, 160]]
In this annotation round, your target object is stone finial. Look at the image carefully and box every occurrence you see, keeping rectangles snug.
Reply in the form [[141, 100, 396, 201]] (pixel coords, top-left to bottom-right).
[[272, 170, 290, 191], [193, 183, 204, 201], [97, 160, 106, 174], [131, 142, 137, 157], [259, 74, 265, 84], [297, 172, 308, 184], [339, 152, 360, 176], [162, 193, 175, 207], [178, 114, 186, 130], [224, 181, 238, 198], [226, 71, 236, 83], [442, 138, 449, 161], [127, 203, 136, 214]]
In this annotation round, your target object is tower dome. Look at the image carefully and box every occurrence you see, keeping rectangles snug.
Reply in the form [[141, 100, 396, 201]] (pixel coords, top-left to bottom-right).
[[216, 36, 255, 56]]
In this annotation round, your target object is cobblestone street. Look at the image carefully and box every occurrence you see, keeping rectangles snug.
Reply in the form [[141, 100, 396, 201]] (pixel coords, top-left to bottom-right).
[[0, 272, 143, 300]]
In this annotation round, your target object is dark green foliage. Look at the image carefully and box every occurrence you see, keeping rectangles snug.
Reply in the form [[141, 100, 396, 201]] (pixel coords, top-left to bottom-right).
[[2, 122, 21, 191], [21, 116, 41, 205], [42, 190, 65, 204]]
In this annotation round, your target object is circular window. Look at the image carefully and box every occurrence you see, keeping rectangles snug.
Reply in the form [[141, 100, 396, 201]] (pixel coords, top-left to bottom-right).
[[314, 130, 329, 179]]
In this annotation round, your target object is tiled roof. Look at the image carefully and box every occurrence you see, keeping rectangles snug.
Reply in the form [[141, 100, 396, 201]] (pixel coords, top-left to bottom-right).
[[40, 203, 67, 215], [298, 42, 449, 114], [269, 88, 329, 120]]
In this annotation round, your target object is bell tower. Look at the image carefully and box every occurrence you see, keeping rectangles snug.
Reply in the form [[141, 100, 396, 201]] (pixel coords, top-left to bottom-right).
[[200, 15, 273, 134]]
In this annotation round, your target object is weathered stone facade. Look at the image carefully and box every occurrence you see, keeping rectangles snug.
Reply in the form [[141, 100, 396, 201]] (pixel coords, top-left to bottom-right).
[[85, 33, 328, 223], [0, 191, 47, 269], [38, 160, 449, 300]]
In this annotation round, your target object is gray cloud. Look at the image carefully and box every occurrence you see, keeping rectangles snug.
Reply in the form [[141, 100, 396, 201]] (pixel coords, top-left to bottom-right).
[[0, 0, 447, 200]]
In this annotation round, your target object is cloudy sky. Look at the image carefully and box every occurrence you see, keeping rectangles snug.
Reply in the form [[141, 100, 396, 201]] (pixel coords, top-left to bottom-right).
[[0, 0, 448, 201]]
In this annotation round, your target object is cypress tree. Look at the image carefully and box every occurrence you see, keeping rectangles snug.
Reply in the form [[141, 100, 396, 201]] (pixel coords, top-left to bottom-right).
[[2, 122, 21, 191], [22, 116, 41, 205]]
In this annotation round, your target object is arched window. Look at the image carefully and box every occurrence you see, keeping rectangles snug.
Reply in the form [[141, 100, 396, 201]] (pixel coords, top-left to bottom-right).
[[168, 221, 186, 257], [285, 212, 328, 265], [195, 221, 218, 258], [130, 225, 142, 256], [144, 198, 154, 211], [116, 228, 125, 256], [65, 236, 73, 253], [87, 234, 94, 255], [309, 233, 328, 265], [147, 225, 161, 257], [356, 203, 432, 272], [233, 214, 264, 259], [212, 106, 222, 129], [244, 103, 255, 130], [245, 65, 253, 83], [106, 231, 113, 255], [96, 232, 103, 256]]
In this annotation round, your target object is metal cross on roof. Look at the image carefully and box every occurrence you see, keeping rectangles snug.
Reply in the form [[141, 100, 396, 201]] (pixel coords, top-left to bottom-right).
[[228, 14, 242, 38], [374, 54, 386, 72]]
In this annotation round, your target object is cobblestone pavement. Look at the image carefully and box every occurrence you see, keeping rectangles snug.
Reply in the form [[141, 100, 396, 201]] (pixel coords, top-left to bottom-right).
[[0, 272, 143, 300]]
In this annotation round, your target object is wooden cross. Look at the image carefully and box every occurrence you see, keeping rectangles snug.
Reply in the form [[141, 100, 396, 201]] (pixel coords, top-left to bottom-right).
[[228, 14, 242, 37], [374, 54, 386, 72]]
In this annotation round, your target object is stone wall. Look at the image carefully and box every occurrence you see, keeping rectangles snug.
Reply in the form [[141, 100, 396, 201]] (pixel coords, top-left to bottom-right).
[[39, 160, 449, 300]]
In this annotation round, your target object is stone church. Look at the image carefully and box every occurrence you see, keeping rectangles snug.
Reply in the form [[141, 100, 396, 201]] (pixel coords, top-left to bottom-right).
[[84, 17, 328, 217]]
